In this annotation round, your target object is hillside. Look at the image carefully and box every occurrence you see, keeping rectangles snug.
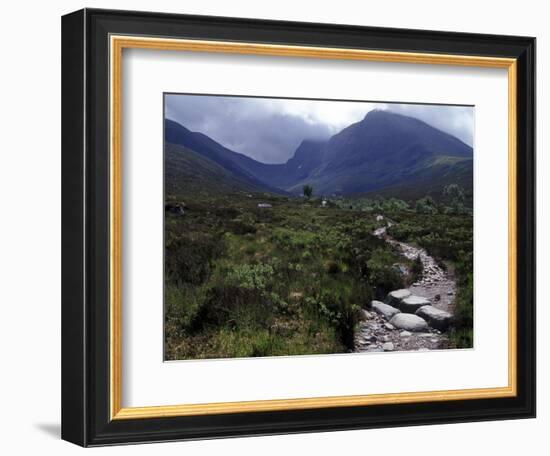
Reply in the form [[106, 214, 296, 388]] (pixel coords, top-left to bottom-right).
[[165, 119, 285, 195], [362, 156, 473, 203], [165, 143, 268, 197]]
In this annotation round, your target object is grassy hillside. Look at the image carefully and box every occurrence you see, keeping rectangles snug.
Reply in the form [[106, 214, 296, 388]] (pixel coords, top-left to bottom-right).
[[165, 143, 267, 197], [361, 157, 473, 205]]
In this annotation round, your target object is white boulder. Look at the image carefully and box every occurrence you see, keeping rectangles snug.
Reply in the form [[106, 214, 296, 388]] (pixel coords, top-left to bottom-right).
[[400, 295, 431, 313], [371, 301, 401, 320], [386, 289, 412, 307], [416, 305, 453, 331], [390, 313, 429, 332]]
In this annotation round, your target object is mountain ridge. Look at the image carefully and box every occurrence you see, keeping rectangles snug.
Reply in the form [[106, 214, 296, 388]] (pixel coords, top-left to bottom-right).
[[165, 109, 473, 199]]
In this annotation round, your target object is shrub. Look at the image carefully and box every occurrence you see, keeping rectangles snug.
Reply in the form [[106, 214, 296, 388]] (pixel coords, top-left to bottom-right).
[[229, 220, 257, 235], [165, 234, 224, 285], [244, 245, 256, 256], [165, 283, 205, 329], [215, 207, 240, 218], [449, 327, 473, 349], [227, 263, 274, 291], [415, 196, 437, 214], [366, 249, 403, 298], [190, 285, 273, 331], [270, 228, 317, 250], [305, 288, 362, 351], [451, 271, 473, 348], [325, 260, 341, 274], [301, 250, 312, 261], [443, 184, 466, 214]]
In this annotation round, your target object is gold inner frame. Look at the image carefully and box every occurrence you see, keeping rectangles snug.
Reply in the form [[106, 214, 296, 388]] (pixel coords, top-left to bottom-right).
[[109, 35, 518, 420]]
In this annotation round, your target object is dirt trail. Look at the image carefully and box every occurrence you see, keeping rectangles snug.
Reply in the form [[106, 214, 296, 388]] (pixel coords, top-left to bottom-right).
[[355, 219, 456, 353]]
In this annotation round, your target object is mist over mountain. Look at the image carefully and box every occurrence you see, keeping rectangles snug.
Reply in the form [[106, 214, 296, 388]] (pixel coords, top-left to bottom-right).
[[165, 109, 473, 200]]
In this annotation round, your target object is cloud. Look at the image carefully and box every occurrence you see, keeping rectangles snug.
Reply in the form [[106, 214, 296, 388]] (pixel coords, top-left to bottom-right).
[[165, 94, 473, 164]]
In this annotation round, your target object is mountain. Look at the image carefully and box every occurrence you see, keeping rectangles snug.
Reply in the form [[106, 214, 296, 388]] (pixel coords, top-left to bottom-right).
[[165, 119, 285, 194], [165, 110, 473, 200], [166, 118, 324, 192], [287, 110, 473, 195], [165, 143, 267, 196]]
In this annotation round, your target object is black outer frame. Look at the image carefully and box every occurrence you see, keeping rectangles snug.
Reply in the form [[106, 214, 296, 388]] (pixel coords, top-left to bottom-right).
[[61, 8, 536, 447]]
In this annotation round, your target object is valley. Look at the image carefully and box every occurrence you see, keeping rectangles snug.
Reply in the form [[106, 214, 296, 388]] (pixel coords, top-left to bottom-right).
[[163, 107, 474, 360]]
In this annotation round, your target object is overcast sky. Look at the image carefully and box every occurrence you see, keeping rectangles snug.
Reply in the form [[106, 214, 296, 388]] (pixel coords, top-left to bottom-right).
[[165, 94, 474, 164]]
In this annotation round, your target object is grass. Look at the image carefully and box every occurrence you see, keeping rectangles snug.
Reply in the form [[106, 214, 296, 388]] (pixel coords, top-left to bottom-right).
[[164, 192, 473, 359]]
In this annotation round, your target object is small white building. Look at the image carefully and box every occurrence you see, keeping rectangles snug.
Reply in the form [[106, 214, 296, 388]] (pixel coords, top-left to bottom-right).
[[257, 203, 272, 208], [376, 214, 384, 221], [321, 199, 328, 207]]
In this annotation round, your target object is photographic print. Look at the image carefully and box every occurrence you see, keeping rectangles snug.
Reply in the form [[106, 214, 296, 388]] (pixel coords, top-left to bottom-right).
[[164, 94, 474, 361]]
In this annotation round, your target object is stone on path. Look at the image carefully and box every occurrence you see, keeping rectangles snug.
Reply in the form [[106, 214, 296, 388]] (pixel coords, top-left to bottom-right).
[[371, 301, 401, 320], [390, 313, 429, 332], [416, 305, 453, 331], [362, 309, 372, 320], [382, 342, 395, 351], [384, 322, 395, 330], [400, 295, 431, 313], [400, 330, 412, 338], [386, 289, 411, 307]]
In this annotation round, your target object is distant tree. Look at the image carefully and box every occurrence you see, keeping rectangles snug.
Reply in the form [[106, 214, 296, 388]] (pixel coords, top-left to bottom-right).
[[443, 184, 466, 214], [303, 184, 313, 199], [415, 196, 437, 214]]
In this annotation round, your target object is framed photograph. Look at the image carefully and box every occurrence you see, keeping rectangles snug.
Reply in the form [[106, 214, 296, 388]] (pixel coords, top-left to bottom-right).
[[61, 8, 536, 446]]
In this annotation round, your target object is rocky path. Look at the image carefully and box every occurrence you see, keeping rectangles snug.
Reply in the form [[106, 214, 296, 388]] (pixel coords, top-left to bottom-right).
[[355, 217, 456, 353]]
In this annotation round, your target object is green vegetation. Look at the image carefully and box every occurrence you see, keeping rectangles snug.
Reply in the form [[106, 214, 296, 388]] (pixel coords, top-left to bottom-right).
[[335, 197, 409, 212], [415, 196, 437, 214], [302, 184, 313, 199], [443, 183, 467, 214], [165, 188, 473, 359], [164, 191, 412, 360]]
